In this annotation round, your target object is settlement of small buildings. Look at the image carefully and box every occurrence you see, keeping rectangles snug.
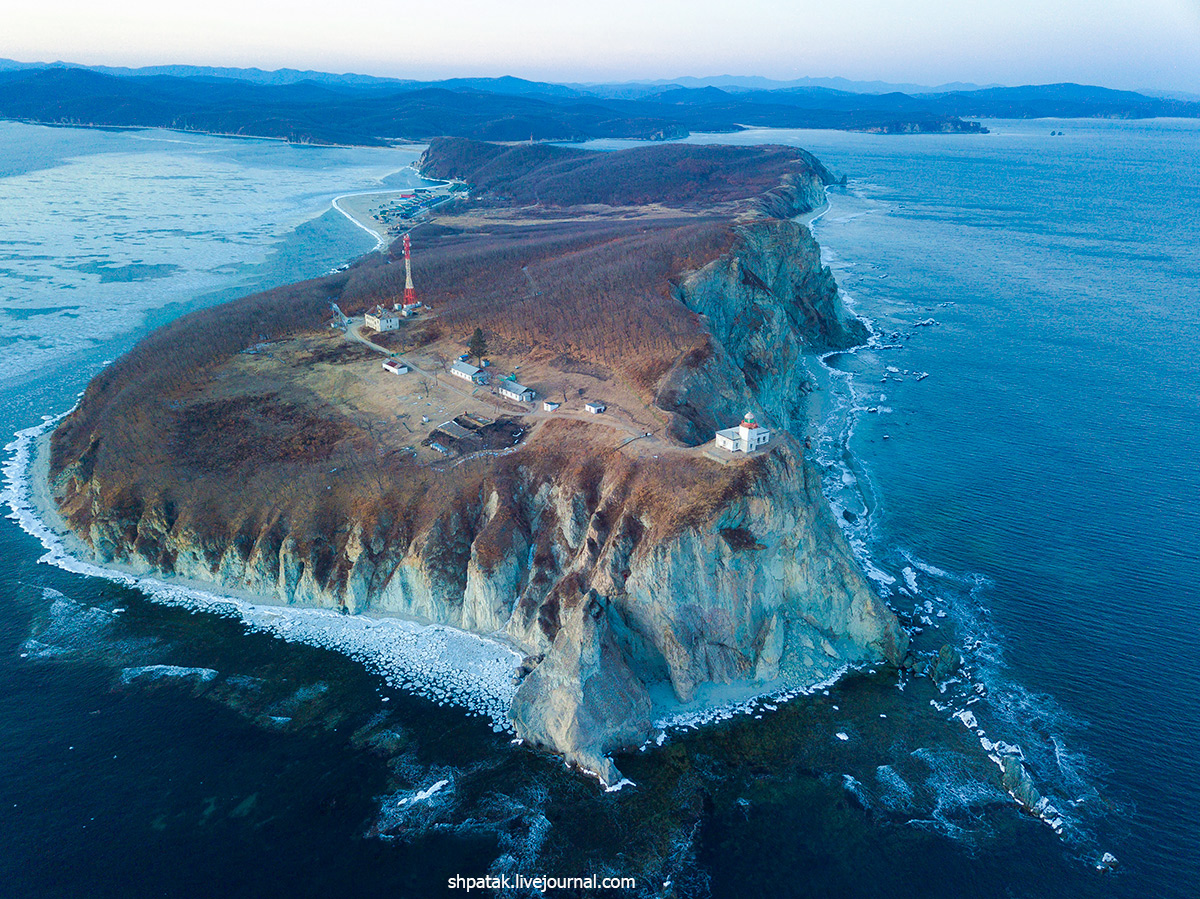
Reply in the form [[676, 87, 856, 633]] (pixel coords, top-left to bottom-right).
[[715, 411, 771, 452]]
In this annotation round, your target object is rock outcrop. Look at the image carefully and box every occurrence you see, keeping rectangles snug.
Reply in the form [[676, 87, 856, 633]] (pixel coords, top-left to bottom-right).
[[509, 591, 653, 785], [656, 220, 866, 445]]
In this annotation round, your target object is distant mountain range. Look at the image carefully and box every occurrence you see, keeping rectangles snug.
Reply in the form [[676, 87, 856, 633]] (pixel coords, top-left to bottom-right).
[[0, 59, 1196, 147], [0, 60, 996, 95]]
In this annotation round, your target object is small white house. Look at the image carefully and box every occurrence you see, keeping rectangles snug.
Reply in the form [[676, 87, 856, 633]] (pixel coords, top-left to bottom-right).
[[715, 412, 771, 453], [382, 359, 409, 375], [543, 400, 560, 412], [364, 305, 400, 332], [451, 361, 489, 384], [498, 380, 536, 403], [584, 401, 606, 414]]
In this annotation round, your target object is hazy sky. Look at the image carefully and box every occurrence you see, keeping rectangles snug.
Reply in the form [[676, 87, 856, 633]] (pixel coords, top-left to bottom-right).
[[8, 0, 1200, 92]]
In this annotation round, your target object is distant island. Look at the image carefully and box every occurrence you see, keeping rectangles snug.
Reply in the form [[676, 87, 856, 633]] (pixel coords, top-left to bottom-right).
[[40, 139, 911, 784], [3, 62, 1197, 146]]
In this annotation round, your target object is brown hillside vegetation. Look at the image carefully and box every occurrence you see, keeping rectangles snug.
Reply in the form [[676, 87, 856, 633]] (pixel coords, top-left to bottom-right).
[[418, 138, 833, 209], [50, 137, 843, 600], [396, 217, 733, 394]]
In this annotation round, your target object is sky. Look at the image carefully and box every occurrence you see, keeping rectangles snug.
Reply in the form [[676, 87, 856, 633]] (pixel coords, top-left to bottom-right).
[[7, 0, 1200, 93]]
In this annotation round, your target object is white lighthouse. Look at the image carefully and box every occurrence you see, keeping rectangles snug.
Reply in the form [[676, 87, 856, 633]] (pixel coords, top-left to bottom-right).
[[715, 411, 772, 453]]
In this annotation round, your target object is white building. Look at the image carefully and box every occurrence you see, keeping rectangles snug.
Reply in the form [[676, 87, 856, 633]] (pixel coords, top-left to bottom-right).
[[382, 359, 409, 375], [584, 401, 606, 414], [498, 380, 536, 403], [364, 305, 400, 332], [542, 400, 560, 412], [715, 412, 771, 453], [450, 361, 489, 384]]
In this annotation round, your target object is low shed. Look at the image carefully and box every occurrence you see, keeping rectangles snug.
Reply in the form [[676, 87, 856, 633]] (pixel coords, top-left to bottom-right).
[[382, 359, 409, 374]]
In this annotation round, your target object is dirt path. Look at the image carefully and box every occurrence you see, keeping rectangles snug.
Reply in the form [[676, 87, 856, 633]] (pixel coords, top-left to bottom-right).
[[343, 318, 718, 461], [343, 318, 474, 400]]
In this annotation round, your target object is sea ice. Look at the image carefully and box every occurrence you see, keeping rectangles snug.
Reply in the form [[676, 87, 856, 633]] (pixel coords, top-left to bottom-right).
[[395, 779, 450, 806], [120, 665, 219, 685]]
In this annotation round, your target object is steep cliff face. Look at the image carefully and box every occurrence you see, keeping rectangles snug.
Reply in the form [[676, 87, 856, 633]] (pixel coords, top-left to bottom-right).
[[750, 169, 831, 220], [50, 210, 904, 783], [656, 219, 866, 445], [58, 428, 903, 779]]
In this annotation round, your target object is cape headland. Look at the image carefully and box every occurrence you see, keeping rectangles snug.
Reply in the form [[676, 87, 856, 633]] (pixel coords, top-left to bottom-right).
[[44, 138, 907, 784]]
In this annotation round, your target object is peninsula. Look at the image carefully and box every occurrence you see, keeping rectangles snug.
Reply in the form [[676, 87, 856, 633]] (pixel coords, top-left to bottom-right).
[[45, 138, 907, 783]]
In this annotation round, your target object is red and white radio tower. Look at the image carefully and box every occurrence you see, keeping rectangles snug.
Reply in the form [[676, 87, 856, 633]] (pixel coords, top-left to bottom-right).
[[402, 233, 418, 307]]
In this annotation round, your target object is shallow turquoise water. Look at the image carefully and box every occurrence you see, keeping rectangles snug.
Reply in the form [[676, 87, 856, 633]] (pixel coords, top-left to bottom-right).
[[1, 119, 1197, 897]]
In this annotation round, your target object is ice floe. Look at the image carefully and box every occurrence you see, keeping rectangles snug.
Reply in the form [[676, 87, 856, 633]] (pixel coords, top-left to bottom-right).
[[120, 665, 219, 685]]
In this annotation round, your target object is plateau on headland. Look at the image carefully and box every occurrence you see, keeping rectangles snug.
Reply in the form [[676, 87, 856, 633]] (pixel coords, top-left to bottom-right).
[[46, 138, 906, 783]]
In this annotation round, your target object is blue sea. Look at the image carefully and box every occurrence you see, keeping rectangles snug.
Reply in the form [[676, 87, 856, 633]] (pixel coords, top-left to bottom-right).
[[1, 118, 1197, 897]]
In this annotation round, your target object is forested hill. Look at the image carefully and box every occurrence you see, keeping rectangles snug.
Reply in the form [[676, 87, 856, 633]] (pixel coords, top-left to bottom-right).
[[2, 65, 1196, 146], [416, 138, 833, 208], [0, 67, 974, 145]]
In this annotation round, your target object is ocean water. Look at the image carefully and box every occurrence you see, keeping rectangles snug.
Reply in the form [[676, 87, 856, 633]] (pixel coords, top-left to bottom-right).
[[1, 118, 1197, 898], [783, 118, 1200, 896]]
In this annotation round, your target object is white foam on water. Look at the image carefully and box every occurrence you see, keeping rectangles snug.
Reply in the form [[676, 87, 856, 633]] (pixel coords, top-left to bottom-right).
[[863, 559, 897, 589], [810, 183, 1114, 860], [953, 710, 978, 730], [604, 778, 636, 793], [841, 774, 870, 806], [874, 764, 915, 810]]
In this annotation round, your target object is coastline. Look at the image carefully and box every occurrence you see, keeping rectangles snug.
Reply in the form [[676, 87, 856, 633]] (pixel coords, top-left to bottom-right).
[[330, 190, 403, 252], [7, 413, 887, 771], [330, 182, 458, 254], [1, 120, 1163, 893], [801, 186, 1079, 840], [5, 149, 913, 787], [3, 214, 1075, 821], [1, 118, 407, 149], [4, 416, 524, 729]]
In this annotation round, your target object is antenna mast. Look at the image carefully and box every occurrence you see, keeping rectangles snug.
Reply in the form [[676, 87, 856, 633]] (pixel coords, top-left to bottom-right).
[[403, 233, 417, 306]]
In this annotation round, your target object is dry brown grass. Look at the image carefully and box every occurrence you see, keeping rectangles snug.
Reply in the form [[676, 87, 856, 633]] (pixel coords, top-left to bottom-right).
[[381, 217, 735, 398]]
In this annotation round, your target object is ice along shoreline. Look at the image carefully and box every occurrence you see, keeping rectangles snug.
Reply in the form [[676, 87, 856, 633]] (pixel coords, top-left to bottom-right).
[[3, 414, 525, 729], [5, 409, 895, 782]]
